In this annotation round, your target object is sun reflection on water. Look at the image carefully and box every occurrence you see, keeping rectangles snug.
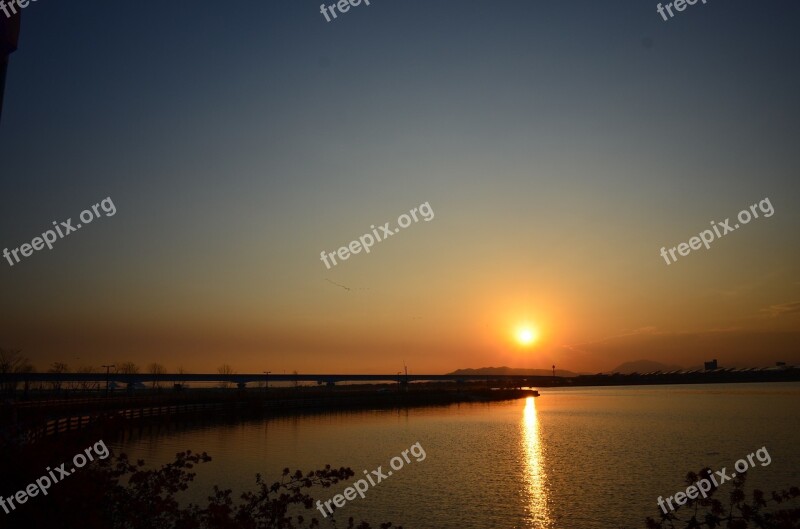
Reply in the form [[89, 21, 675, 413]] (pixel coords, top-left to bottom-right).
[[522, 396, 552, 528]]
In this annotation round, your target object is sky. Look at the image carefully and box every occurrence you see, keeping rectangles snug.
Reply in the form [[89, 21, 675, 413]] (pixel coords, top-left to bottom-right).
[[0, 0, 798, 374]]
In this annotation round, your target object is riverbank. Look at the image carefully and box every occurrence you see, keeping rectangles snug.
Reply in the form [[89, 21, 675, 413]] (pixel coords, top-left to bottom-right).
[[0, 387, 537, 447]]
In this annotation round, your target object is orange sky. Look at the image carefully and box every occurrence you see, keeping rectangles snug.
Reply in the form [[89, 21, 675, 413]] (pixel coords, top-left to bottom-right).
[[1, 0, 799, 374]]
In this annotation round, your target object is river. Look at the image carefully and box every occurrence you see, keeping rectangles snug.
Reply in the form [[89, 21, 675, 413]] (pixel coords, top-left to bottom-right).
[[109, 382, 800, 529]]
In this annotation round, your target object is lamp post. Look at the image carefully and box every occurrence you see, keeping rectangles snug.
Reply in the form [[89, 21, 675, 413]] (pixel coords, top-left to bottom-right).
[[102, 364, 115, 397], [263, 371, 271, 394]]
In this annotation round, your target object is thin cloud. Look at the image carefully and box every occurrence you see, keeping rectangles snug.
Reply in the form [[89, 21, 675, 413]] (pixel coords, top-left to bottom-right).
[[762, 301, 800, 318], [561, 326, 660, 350], [558, 325, 743, 356]]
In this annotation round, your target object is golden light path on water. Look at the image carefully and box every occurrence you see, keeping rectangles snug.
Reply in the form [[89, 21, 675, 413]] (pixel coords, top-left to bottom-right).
[[522, 396, 553, 528]]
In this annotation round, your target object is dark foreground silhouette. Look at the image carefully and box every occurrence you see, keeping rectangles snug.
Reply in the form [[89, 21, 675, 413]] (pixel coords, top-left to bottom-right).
[[645, 468, 799, 529], [3, 444, 798, 529], [0, 449, 401, 529]]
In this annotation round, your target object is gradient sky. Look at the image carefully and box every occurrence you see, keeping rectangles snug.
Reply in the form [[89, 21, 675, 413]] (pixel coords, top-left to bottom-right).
[[1, 0, 798, 374]]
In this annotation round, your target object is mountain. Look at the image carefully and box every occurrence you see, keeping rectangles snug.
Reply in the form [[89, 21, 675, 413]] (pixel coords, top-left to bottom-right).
[[448, 366, 580, 377], [609, 359, 683, 374]]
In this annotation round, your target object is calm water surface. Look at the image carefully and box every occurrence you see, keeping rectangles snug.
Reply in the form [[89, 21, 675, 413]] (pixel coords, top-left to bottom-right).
[[111, 383, 800, 529]]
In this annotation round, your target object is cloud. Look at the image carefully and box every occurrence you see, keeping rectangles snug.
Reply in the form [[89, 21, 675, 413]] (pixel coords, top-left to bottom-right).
[[762, 301, 800, 318], [553, 326, 800, 373], [560, 326, 660, 352]]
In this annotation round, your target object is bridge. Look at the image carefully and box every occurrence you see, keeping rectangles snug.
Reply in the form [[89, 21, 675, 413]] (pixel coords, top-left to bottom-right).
[[1, 372, 552, 386]]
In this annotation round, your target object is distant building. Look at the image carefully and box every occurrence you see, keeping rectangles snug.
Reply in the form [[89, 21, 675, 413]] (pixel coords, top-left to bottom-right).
[[704, 359, 718, 371]]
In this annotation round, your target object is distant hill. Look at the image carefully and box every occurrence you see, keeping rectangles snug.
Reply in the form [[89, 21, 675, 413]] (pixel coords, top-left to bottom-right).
[[448, 366, 580, 377], [609, 359, 682, 374]]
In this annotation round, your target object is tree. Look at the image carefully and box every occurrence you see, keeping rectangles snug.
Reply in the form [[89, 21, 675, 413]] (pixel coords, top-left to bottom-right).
[[217, 364, 234, 389], [17, 361, 36, 394], [115, 362, 140, 392], [76, 365, 100, 392], [645, 467, 800, 529], [147, 363, 167, 388], [5, 450, 403, 529], [0, 348, 32, 394], [117, 362, 140, 375], [47, 361, 70, 391]]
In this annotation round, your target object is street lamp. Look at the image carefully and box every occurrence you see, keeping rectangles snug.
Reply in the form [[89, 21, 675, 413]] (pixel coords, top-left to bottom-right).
[[263, 371, 271, 394], [102, 364, 115, 397]]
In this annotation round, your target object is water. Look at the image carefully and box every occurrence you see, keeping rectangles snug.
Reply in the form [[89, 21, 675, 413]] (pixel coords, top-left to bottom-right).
[[109, 383, 800, 529]]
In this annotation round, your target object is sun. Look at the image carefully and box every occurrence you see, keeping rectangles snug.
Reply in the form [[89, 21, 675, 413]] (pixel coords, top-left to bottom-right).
[[515, 326, 539, 347]]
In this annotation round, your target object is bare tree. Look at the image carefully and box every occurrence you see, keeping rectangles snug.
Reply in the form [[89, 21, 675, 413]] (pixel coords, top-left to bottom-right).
[[0, 348, 33, 394], [47, 362, 70, 391], [115, 362, 140, 392], [76, 365, 100, 392], [116, 362, 140, 375], [217, 364, 234, 389], [147, 363, 167, 388], [17, 362, 36, 394]]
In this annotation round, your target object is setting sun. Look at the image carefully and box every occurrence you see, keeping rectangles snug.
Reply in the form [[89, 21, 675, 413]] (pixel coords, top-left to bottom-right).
[[516, 326, 539, 346]]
